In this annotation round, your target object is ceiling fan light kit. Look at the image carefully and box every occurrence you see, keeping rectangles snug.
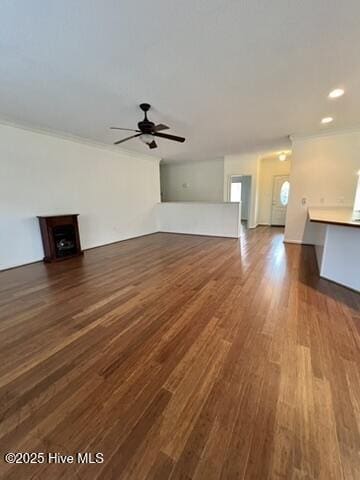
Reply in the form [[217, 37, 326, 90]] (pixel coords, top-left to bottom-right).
[[110, 103, 185, 149], [139, 133, 155, 145]]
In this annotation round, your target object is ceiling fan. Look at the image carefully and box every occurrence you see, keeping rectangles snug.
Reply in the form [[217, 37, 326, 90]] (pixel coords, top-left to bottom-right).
[[110, 103, 185, 149]]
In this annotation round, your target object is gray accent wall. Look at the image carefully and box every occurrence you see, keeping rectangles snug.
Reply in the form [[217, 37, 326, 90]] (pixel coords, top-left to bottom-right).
[[160, 159, 224, 202]]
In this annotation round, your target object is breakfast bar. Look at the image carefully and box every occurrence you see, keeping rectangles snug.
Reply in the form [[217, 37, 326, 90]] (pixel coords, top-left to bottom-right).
[[309, 207, 360, 292]]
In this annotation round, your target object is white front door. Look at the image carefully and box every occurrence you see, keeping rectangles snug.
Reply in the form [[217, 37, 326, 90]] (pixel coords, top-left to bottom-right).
[[271, 176, 290, 226]]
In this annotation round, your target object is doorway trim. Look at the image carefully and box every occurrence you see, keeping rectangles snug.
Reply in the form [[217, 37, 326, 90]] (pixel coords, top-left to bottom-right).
[[270, 174, 290, 226], [227, 174, 252, 226]]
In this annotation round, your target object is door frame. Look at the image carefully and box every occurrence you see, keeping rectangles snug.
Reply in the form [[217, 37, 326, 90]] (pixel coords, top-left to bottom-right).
[[228, 174, 252, 223]]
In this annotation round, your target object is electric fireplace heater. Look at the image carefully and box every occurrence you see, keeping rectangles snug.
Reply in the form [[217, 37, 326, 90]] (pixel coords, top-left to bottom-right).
[[38, 214, 83, 263]]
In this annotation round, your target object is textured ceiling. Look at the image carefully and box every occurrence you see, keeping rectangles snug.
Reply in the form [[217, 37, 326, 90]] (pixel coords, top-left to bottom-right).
[[1, 0, 360, 161]]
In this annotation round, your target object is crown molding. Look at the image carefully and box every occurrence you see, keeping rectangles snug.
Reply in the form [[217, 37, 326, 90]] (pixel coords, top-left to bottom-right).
[[0, 117, 161, 163]]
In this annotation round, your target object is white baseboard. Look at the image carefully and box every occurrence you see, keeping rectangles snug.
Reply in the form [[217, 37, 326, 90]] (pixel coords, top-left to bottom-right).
[[0, 230, 160, 272], [320, 274, 360, 293], [283, 238, 315, 245], [159, 230, 239, 239], [283, 239, 304, 244]]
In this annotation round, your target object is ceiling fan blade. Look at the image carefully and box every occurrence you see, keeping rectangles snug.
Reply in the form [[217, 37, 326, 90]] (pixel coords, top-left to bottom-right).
[[153, 132, 185, 143], [114, 133, 141, 145], [110, 127, 140, 132], [153, 124, 169, 131], [148, 140, 158, 149]]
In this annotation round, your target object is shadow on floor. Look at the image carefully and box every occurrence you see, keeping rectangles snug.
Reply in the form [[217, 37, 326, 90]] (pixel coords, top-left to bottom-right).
[[298, 243, 360, 312]]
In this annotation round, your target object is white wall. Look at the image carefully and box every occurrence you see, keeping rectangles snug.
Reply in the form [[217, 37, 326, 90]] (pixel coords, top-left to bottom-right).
[[223, 153, 261, 228], [313, 222, 327, 271], [157, 202, 241, 238], [160, 159, 224, 202], [230, 175, 251, 220], [258, 156, 291, 225], [319, 224, 360, 292], [0, 123, 160, 270], [354, 175, 360, 212], [240, 176, 251, 220], [284, 131, 360, 243]]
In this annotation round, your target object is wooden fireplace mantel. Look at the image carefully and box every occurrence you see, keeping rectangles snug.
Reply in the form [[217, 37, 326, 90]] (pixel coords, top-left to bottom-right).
[[37, 214, 83, 263]]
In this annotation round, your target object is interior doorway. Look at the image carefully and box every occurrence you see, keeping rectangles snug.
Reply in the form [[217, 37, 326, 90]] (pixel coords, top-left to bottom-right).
[[229, 175, 252, 225], [271, 175, 290, 226]]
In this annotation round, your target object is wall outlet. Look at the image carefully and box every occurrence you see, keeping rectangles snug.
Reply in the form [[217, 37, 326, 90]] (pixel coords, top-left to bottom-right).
[[301, 197, 307, 205]]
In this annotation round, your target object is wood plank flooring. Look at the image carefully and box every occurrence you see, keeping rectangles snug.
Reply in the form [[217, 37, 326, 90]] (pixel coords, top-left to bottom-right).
[[0, 227, 359, 479]]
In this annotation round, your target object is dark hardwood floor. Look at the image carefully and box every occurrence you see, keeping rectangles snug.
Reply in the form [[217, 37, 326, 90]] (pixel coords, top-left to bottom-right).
[[0, 228, 359, 479]]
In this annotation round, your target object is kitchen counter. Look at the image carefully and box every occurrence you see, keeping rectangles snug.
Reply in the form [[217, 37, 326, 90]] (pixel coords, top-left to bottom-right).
[[308, 207, 359, 292], [308, 207, 360, 227]]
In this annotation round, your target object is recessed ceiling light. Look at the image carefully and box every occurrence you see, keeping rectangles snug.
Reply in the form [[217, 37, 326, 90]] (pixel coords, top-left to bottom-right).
[[321, 117, 333, 124], [279, 153, 287, 161], [328, 88, 345, 99]]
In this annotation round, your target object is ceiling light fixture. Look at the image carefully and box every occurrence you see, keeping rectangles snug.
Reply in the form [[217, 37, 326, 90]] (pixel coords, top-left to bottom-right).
[[279, 153, 287, 161], [321, 117, 333, 124], [328, 88, 345, 99], [139, 133, 154, 145]]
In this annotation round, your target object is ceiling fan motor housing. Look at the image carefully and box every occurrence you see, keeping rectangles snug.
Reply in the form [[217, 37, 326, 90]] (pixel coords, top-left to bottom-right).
[[138, 103, 155, 133], [138, 119, 155, 133]]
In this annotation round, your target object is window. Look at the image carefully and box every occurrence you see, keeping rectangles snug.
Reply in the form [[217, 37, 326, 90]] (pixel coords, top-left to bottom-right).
[[280, 180, 290, 206], [230, 182, 242, 202]]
